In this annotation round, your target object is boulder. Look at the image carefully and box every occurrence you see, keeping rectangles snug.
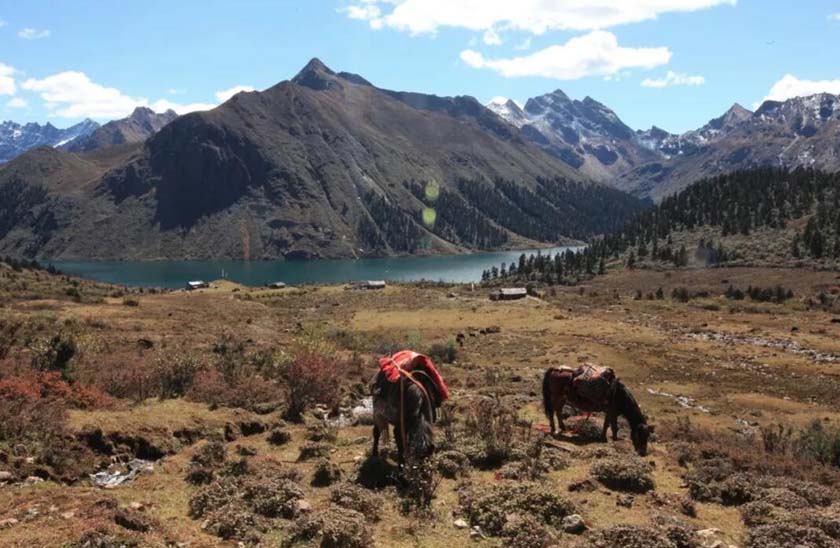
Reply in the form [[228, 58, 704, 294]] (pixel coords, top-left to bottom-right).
[[562, 514, 587, 534]]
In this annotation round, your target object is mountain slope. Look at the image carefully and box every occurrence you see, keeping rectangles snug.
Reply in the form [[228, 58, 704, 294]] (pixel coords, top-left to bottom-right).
[[0, 59, 646, 261], [487, 91, 661, 183], [0, 119, 99, 163], [490, 89, 840, 202], [62, 107, 178, 153]]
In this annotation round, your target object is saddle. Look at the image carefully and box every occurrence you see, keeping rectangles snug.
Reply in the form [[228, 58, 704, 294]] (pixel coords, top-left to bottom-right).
[[378, 350, 450, 402], [570, 363, 616, 405]]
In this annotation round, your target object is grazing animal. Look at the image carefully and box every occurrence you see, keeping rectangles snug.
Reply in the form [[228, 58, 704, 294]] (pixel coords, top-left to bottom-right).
[[542, 366, 654, 456], [371, 352, 447, 463]]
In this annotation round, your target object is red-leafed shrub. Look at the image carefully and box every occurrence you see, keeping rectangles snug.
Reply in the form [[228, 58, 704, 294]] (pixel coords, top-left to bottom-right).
[[281, 347, 344, 421], [188, 368, 279, 411], [0, 373, 68, 443]]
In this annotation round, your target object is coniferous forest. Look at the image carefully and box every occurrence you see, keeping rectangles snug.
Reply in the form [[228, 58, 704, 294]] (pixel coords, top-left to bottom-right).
[[485, 168, 840, 284]]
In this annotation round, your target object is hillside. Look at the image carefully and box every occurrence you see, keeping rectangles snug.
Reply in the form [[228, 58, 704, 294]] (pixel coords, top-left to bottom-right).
[[0, 59, 645, 261], [62, 107, 178, 153], [490, 90, 840, 202], [2, 261, 840, 547], [0, 119, 99, 163], [484, 168, 840, 286]]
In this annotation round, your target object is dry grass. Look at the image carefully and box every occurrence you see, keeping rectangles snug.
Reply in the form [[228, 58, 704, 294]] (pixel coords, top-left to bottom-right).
[[1, 265, 840, 546]]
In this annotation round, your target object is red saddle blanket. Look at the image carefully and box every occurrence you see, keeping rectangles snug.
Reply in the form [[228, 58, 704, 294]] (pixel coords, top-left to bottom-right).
[[378, 350, 450, 402], [572, 363, 616, 404]]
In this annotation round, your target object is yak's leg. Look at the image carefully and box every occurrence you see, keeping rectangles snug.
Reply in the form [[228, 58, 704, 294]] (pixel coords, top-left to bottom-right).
[[547, 401, 556, 436], [610, 415, 620, 441], [601, 413, 610, 442], [372, 424, 381, 456], [394, 423, 405, 465], [555, 397, 566, 434]]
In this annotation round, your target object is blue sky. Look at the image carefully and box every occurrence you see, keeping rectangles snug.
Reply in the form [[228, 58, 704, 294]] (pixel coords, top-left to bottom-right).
[[1, 0, 839, 133]]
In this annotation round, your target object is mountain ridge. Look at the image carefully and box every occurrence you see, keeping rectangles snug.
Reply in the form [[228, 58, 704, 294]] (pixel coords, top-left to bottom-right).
[[0, 58, 645, 261]]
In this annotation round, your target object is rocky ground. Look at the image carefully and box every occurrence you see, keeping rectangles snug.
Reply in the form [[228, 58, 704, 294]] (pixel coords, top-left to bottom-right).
[[1, 263, 839, 547]]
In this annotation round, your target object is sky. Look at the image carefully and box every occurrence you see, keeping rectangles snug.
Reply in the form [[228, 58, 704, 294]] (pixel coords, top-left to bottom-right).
[[1, 0, 840, 134]]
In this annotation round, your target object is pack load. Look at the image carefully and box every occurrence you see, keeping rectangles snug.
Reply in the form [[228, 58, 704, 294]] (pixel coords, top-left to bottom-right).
[[572, 363, 616, 404], [378, 350, 450, 402]]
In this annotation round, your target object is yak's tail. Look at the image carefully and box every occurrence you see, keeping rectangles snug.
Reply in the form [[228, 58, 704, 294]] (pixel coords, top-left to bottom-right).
[[542, 368, 555, 421]]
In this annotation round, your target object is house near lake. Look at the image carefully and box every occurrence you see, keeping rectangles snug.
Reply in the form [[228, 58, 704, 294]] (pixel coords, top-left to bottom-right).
[[490, 287, 527, 301], [365, 280, 386, 290], [267, 281, 287, 289], [185, 280, 209, 291]]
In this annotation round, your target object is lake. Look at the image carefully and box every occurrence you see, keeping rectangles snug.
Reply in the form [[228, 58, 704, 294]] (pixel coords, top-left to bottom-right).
[[51, 246, 577, 288]]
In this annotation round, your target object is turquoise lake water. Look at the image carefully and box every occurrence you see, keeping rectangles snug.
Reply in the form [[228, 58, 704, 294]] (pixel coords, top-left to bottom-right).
[[51, 246, 577, 289]]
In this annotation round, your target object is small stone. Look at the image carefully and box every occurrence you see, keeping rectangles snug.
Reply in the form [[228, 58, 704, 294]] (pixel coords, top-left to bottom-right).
[[296, 499, 312, 514], [0, 518, 19, 529], [469, 525, 486, 540], [128, 502, 143, 511], [24, 476, 43, 485], [562, 514, 587, 534], [60, 511, 75, 520], [616, 494, 634, 508], [0, 471, 13, 482], [454, 518, 468, 529]]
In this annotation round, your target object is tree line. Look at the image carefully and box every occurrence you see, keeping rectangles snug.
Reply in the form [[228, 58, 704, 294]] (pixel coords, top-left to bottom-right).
[[485, 167, 840, 284]]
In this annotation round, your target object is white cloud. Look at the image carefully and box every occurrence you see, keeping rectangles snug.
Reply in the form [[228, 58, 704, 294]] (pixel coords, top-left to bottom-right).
[[0, 19, 6, 28], [18, 27, 50, 39], [167, 88, 186, 95], [0, 63, 15, 95], [641, 70, 705, 88], [459, 31, 671, 80], [829, 13, 840, 21], [343, 3, 382, 25], [757, 74, 840, 107], [345, 0, 736, 35], [149, 99, 217, 114], [214, 84, 255, 102], [482, 27, 502, 45], [22, 70, 242, 119], [515, 37, 531, 50], [22, 71, 141, 118], [6, 97, 27, 109]]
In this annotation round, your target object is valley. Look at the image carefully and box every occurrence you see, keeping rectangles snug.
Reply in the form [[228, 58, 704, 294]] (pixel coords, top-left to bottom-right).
[[1, 262, 839, 546]]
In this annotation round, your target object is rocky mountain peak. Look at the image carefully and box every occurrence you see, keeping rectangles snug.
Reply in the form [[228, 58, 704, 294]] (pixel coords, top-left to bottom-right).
[[292, 58, 342, 91]]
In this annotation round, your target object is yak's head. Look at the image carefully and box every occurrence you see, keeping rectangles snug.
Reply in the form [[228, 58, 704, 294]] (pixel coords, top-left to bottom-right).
[[631, 423, 654, 456], [409, 419, 436, 460]]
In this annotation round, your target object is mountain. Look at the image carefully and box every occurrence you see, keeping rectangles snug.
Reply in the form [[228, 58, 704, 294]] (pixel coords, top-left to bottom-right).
[[0, 58, 645, 261], [62, 107, 178, 153], [487, 90, 661, 183], [490, 89, 840, 202], [0, 119, 99, 163], [619, 94, 840, 200]]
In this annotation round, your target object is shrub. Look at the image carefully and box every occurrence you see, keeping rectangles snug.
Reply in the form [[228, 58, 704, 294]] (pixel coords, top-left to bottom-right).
[[191, 441, 226, 467], [312, 459, 342, 487], [458, 482, 575, 537], [589, 525, 680, 548], [305, 420, 337, 443], [267, 428, 291, 446], [797, 420, 840, 468], [298, 442, 331, 461], [286, 508, 372, 548], [121, 298, 140, 307], [281, 346, 343, 421], [329, 483, 383, 520], [435, 450, 471, 479], [187, 368, 278, 411], [0, 374, 67, 443], [462, 397, 518, 467], [426, 340, 458, 364], [153, 350, 205, 399], [746, 523, 837, 548], [591, 455, 655, 493]]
